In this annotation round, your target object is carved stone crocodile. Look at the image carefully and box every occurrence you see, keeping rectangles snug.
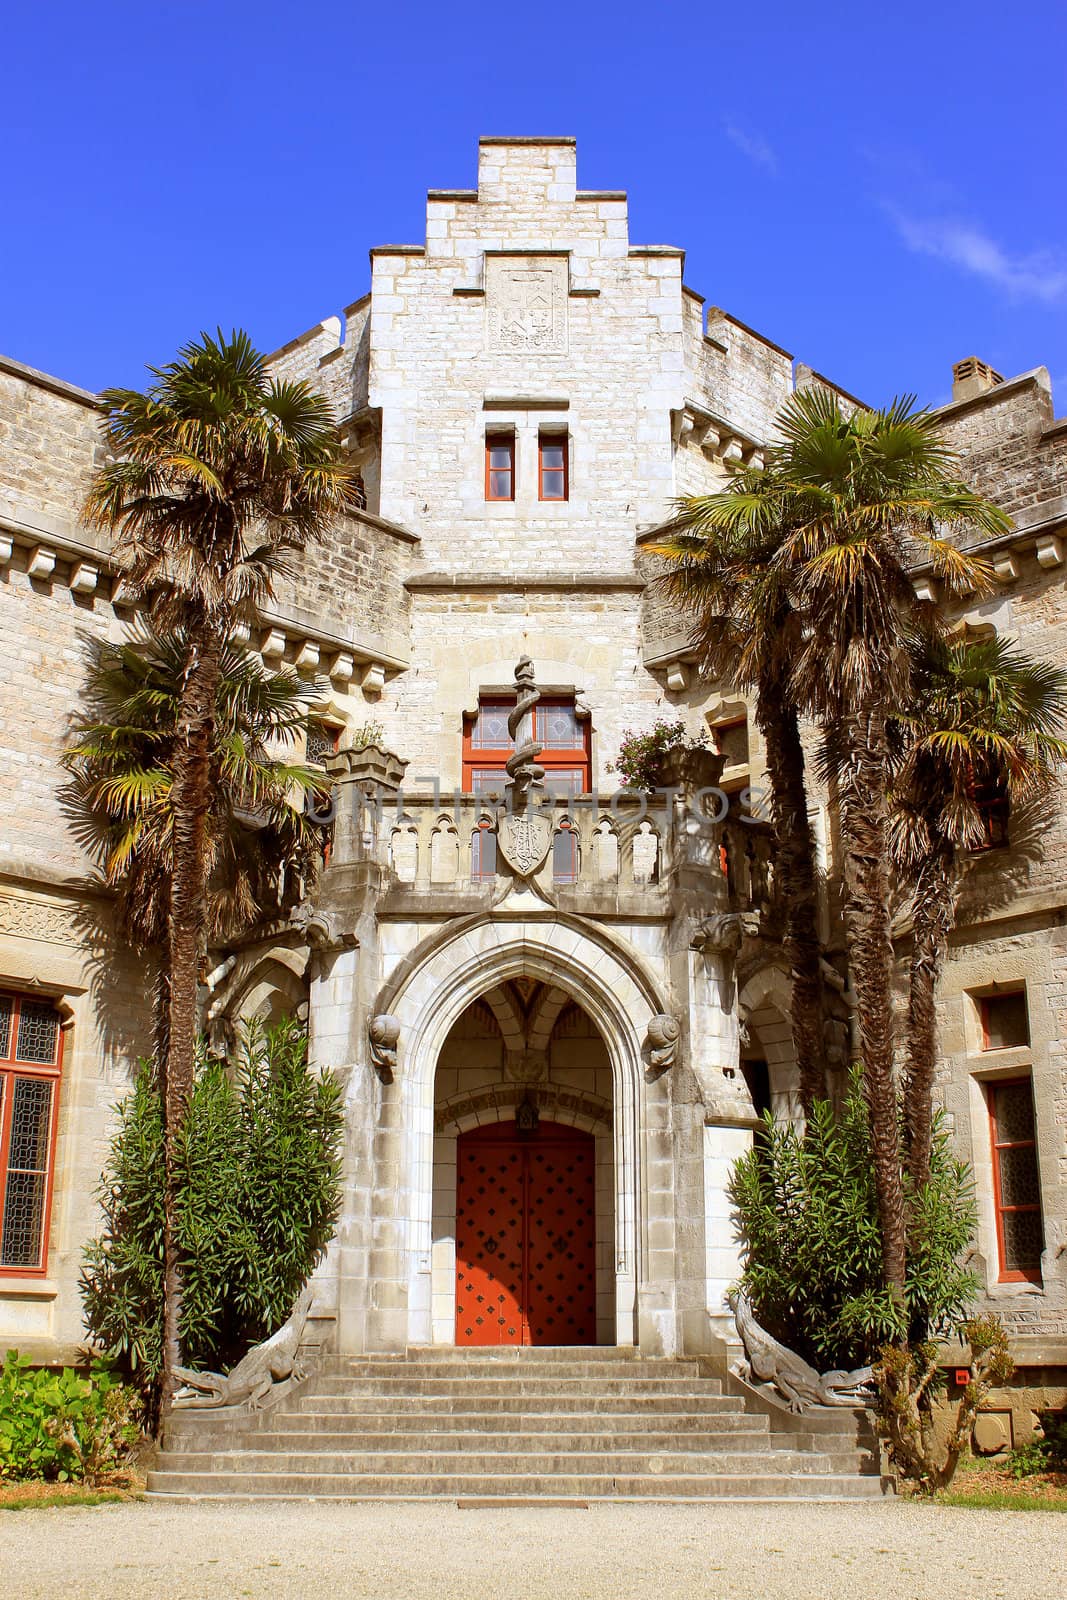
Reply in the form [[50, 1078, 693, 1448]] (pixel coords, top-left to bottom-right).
[[729, 1289, 874, 1413], [173, 1285, 314, 1410]]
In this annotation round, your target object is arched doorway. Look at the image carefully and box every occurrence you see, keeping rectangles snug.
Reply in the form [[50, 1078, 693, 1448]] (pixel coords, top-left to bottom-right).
[[455, 1121, 597, 1346], [431, 977, 616, 1345]]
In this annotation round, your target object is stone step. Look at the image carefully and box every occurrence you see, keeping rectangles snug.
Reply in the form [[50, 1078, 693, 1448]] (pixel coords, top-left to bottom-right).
[[156, 1446, 840, 1477], [165, 1412, 768, 1444], [300, 1376, 720, 1398], [274, 1392, 748, 1417], [146, 1468, 885, 1501], [402, 1346, 648, 1361], [162, 1427, 778, 1456], [338, 1359, 707, 1380]]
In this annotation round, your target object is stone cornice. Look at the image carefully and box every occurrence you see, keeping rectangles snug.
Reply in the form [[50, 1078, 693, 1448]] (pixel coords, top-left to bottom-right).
[[0, 352, 102, 410]]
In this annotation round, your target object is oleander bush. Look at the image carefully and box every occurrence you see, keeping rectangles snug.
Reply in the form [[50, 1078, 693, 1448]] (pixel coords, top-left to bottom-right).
[[80, 1017, 343, 1421], [727, 1073, 979, 1370], [0, 1353, 139, 1484]]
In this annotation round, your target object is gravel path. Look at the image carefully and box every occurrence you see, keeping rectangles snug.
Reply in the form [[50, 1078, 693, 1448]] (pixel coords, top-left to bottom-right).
[[2, 1498, 1064, 1600]]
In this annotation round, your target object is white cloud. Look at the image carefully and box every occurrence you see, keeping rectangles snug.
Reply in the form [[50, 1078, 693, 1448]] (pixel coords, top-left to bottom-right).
[[887, 209, 1067, 303], [724, 122, 777, 175]]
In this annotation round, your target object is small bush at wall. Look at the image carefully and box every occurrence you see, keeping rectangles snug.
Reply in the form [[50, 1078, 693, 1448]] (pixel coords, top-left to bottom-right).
[[610, 719, 708, 792], [1006, 1406, 1067, 1478], [81, 1018, 343, 1418], [0, 1353, 139, 1484], [727, 1074, 978, 1370]]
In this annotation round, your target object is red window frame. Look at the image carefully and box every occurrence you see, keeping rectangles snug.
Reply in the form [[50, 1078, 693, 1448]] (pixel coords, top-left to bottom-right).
[[0, 992, 64, 1278], [988, 1076, 1043, 1284], [485, 434, 515, 502], [538, 432, 568, 502], [979, 991, 1030, 1052], [462, 698, 591, 794]]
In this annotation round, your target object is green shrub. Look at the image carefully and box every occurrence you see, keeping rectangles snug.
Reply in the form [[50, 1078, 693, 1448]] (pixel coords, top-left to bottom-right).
[[727, 1074, 978, 1369], [1006, 1406, 1067, 1478], [81, 1017, 343, 1416], [0, 1353, 138, 1484]]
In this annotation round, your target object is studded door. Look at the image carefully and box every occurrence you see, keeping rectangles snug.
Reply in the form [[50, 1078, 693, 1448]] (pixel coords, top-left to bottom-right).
[[455, 1121, 597, 1346]]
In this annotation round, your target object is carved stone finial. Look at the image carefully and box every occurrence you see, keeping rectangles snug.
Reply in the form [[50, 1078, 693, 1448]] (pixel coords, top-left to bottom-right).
[[505, 655, 545, 807], [368, 1013, 401, 1082], [644, 1013, 680, 1079]]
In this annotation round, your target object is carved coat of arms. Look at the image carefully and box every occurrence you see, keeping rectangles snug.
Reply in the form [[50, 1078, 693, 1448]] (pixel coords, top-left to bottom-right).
[[497, 811, 552, 877], [486, 257, 567, 353]]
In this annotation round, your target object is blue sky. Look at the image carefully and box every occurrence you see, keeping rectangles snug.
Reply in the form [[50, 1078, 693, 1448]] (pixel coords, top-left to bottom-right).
[[3, 0, 1065, 410]]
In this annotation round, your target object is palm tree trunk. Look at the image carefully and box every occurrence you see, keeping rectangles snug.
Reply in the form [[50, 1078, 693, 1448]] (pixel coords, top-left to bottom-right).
[[835, 708, 908, 1309], [160, 618, 223, 1415], [904, 839, 957, 1198], [756, 683, 827, 1115]]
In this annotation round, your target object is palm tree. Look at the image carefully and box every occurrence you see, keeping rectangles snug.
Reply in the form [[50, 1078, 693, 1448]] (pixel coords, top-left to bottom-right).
[[64, 629, 329, 1045], [85, 330, 358, 1404], [658, 388, 1008, 1310], [891, 634, 1067, 1198], [770, 388, 1007, 1305], [654, 471, 830, 1116]]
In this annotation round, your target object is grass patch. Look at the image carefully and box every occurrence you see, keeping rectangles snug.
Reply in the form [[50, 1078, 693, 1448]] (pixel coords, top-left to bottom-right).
[[932, 1462, 1067, 1512], [0, 1476, 143, 1512]]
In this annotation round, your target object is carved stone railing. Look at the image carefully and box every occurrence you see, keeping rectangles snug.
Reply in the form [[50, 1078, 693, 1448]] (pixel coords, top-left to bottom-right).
[[360, 791, 678, 902]]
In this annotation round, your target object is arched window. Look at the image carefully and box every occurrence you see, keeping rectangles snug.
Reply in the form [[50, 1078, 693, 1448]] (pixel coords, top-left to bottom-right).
[[0, 992, 64, 1275], [553, 820, 580, 883], [471, 819, 497, 882]]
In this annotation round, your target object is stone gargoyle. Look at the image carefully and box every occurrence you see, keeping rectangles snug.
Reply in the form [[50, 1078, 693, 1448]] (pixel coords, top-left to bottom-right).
[[368, 1012, 401, 1081], [729, 1289, 874, 1413], [173, 1285, 313, 1410]]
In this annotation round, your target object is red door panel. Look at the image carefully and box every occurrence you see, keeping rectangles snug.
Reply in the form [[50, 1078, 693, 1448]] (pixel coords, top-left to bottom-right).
[[455, 1121, 597, 1346]]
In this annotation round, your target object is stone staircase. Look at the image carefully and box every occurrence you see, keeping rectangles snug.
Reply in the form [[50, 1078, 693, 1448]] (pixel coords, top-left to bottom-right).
[[148, 1347, 885, 1502]]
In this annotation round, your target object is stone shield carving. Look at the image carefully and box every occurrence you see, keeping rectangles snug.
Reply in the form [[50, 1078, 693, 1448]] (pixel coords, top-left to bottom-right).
[[497, 812, 552, 878], [486, 256, 568, 354]]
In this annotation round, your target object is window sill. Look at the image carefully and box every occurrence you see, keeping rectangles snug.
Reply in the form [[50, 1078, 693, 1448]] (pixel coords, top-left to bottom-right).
[[0, 1278, 59, 1299], [986, 1278, 1044, 1299]]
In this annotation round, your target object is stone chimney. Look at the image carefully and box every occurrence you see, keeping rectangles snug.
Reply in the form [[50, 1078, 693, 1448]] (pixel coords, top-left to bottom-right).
[[952, 357, 1005, 403]]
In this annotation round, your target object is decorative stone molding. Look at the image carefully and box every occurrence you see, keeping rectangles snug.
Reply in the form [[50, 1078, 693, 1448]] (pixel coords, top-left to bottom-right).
[[666, 662, 688, 692], [0, 535, 13, 565], [294, 640, 320, 672], [330, 651, 355, 684], [993, 552, 1018, 584], [643, 1013, 680, 1079], [261, 628, 287, 661], [0, 895, 82, 945], [288, 900, 359, 951], [1035, 535, 1063, 569], [692, 910, 760, 955], [368, 1013, 401, 1082], [913, 577, 938, 604], [27, 546, 56, 580], [361, 661, 386, 696], [504, 1047, 548, 1084], [69, 562, 98, 595]]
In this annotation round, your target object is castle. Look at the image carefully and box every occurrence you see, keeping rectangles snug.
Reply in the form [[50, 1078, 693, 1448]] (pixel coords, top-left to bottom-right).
[[1, 138, 1064, 1456]]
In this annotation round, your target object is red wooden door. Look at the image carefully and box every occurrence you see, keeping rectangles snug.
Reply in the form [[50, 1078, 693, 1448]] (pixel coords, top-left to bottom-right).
[[455, 1121, 597, 1346]]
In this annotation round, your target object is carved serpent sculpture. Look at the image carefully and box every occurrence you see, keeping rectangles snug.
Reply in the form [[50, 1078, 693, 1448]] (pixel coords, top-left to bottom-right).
[[505, 655, 545, 804]]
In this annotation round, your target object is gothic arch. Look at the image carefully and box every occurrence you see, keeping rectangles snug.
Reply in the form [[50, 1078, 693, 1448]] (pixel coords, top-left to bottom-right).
[[371, 914, 666, 1347]]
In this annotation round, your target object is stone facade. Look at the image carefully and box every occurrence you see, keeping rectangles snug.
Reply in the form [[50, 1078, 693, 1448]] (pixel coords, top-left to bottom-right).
[[1, 139, 1064, 1438]]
